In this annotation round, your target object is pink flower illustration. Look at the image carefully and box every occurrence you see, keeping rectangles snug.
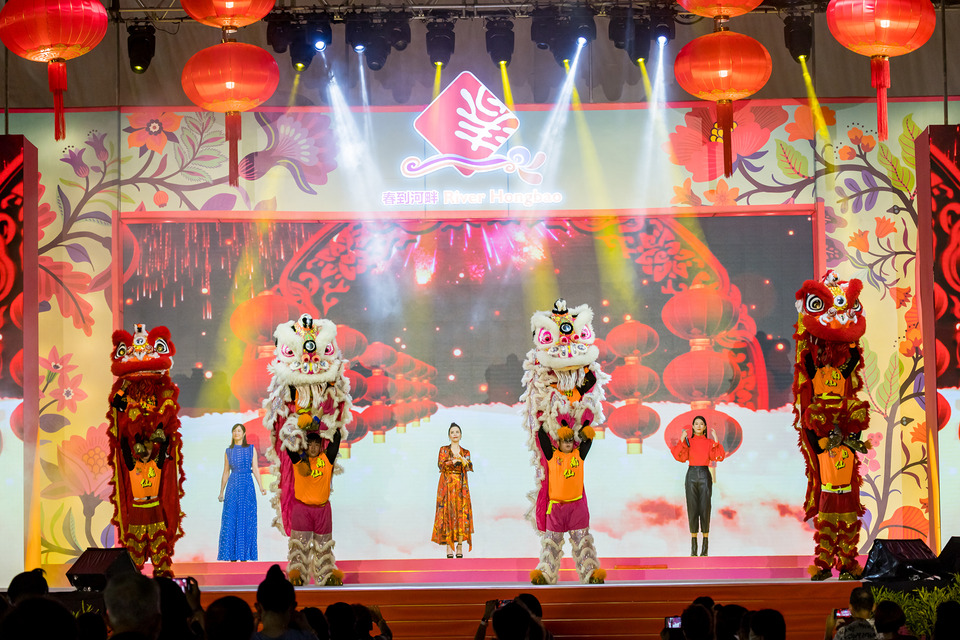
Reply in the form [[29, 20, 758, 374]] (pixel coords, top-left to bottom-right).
[[40, 346, 77, 374], [49, 371, 88, 413], [41, 423, 112, 516]]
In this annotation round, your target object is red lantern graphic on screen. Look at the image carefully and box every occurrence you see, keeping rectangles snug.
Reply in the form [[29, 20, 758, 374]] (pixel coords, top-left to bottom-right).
[[607, 403, 661, 454], [604, 320, 661, 452]]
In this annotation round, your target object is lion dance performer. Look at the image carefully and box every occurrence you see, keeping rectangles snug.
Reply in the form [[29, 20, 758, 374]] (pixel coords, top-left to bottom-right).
[[794, 271, 871, 581], [521, 298, 610, 585], [107, 324, 184, 576], [264, 313, 352, 586]]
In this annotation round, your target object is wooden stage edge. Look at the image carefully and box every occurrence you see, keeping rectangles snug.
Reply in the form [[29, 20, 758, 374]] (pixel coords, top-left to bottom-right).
[[166, 556, 863, 640]]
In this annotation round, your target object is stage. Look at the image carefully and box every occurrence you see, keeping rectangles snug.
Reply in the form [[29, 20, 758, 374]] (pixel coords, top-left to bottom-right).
[[151, 555, 861, 640]]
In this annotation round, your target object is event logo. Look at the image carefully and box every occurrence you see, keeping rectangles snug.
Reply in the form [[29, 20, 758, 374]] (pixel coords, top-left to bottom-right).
[[401, 71, 546, 185]]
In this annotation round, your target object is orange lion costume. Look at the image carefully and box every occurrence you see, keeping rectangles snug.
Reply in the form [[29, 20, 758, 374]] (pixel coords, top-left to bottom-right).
[[106, 324, 184, 576], [793, 271, 869, 581]]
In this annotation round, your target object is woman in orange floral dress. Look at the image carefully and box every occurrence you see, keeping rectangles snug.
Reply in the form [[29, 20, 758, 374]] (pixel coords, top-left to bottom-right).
[[431, 422, 474, 558]]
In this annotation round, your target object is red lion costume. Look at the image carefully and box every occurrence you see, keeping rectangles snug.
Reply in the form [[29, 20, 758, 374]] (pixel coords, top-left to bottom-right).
[[793, 271, 870, 580], [106, 324, 184, 576]]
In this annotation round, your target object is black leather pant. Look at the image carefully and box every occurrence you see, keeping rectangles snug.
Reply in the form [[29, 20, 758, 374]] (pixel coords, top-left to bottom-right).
[[685, 466, 712, 534]]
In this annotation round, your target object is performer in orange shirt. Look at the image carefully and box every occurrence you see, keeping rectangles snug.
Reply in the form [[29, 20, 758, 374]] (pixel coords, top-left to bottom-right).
[[119, 427, 174, 573], [285, 430, 342, 586], [671, 415, 725, 557], [530, 424, 602, 584]]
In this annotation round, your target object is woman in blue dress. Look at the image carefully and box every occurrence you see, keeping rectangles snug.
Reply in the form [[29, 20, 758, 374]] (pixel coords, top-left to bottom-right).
[[218, 423, 266, 561]]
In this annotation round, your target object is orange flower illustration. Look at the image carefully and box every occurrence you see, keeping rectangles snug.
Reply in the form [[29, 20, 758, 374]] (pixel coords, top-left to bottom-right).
[[894, 286, 913, 309], [784, 105, 836, 142], [848, 127, 864, 144], [847, 229, 870, 252], [671, 178, 702, 206], [910, 421, 927, 445], [703, 179, 739, 206], [859, 135, 876, 152], [124, 112, 183, 156], [838, 146, 857, 160], [875, 216, 897, 238]]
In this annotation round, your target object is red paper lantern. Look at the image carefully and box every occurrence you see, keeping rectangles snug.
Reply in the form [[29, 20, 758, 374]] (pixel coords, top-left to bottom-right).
[[344, 369, 367, 403], [231, 354, 273, 410], [606, 403, 661, 454], [341, 409, 370, 458], [677, 0, 762, 18], [674, 30, 772, 177], [605, 321, 659, 361], [662, 350, 741, 402], [358, 404, 394, 444], [365, 375, 397, 403], [181, 42, 278, 186], [663, 409, 743, 457], [181, 0, 275, 29], [662, 286, 741, 341], [336, 324, 368, 362], [827, 0, 935, 141], [229, 292, 301, 344], [607, 363, 660, 401], [360, 341, 398, 372], [0, 0, 108, 140]]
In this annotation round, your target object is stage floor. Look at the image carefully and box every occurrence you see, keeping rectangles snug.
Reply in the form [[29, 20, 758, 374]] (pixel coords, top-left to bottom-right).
[[152, 556, 862, 640]]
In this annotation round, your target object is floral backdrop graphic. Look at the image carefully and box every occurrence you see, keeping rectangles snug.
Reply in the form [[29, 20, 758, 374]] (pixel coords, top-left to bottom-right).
[[0, 94, 945, 583]]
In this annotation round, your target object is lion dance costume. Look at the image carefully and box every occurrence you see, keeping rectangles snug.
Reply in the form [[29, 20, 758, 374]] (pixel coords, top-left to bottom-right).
[[521, 299, 610, 585], [107, 324, 184, 576], [793, 271, 870, 580], [264, 313, 352, 586]]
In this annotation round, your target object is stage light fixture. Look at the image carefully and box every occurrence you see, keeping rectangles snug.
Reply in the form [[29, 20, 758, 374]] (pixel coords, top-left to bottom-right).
[[783, 14, 813, 63], [652, 9, 676, 45], [569, 6, 596, 46], [288, 23, 317, 71], [608, 8, 630, 49], [627, 16, 652, 64], [347, 20, 393, 70], [386, 12, 411, 51], [127, 23, 155, 74], [485, 18, 514, 66], [426, 21, 455, 67], [266, 15, 292, 54], [305, 15, 333, 52], [530, 7, 558, 50]]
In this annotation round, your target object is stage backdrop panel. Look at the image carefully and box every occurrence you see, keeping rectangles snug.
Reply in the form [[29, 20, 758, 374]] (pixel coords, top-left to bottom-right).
[[3, 93, 938, 581]]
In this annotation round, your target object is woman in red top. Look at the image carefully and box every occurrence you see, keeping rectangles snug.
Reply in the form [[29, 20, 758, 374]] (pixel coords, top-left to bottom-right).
[[671, 415, 725, 557]]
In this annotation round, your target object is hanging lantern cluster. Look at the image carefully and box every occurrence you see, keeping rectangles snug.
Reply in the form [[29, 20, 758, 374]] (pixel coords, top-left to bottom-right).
[[0, 0, 108, 140], [604, 320, 662, 454], [180, 0, 279, 187], [826, 0, 935, 141], [660, 285, 744, 464], [673, 0, 771, 177]]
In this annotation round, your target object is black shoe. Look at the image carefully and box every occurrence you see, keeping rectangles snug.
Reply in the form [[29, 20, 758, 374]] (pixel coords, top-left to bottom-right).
[[811, 569, 831, 581], [456, 553, 463, 558], [691, 537, 698, 556], [826, 427, 843, 450], [700, 538, 709, 556]]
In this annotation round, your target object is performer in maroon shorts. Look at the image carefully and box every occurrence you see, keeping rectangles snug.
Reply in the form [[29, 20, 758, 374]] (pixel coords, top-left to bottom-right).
[[285, 431, 341, 585]]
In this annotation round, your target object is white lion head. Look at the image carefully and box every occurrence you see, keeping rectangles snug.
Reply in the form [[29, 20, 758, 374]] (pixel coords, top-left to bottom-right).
[[530, 298, 599, 371], [272, 313, 345, 386]]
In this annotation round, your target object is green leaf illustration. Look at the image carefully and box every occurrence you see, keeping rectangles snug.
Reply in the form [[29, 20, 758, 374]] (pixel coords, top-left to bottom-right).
[[875, 350, 900, 414], [776, 139, 809, 179], [899, 114, 921, 170], [878, 142, 915, 194], [860, 338, 881, 394]]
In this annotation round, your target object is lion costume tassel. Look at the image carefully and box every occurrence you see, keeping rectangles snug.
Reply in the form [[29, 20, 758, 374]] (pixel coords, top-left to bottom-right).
[[263, 313, 353, 586], [106, 324, 184, 577], [793, 271, 870, 581], [521, 299, 610, 585]]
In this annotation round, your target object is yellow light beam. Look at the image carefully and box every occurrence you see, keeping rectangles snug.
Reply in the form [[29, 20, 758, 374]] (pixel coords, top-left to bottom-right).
[[499, 61, 514, 110], [563, 59, 581, 109], [639, 59, 653, 102], [433, 62, 443, 100]]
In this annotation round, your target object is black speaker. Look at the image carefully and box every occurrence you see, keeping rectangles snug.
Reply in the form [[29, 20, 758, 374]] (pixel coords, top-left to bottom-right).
[[938, 536, 960, 574], [66, 548, 138, 591], [862, 538, 942, 581]]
